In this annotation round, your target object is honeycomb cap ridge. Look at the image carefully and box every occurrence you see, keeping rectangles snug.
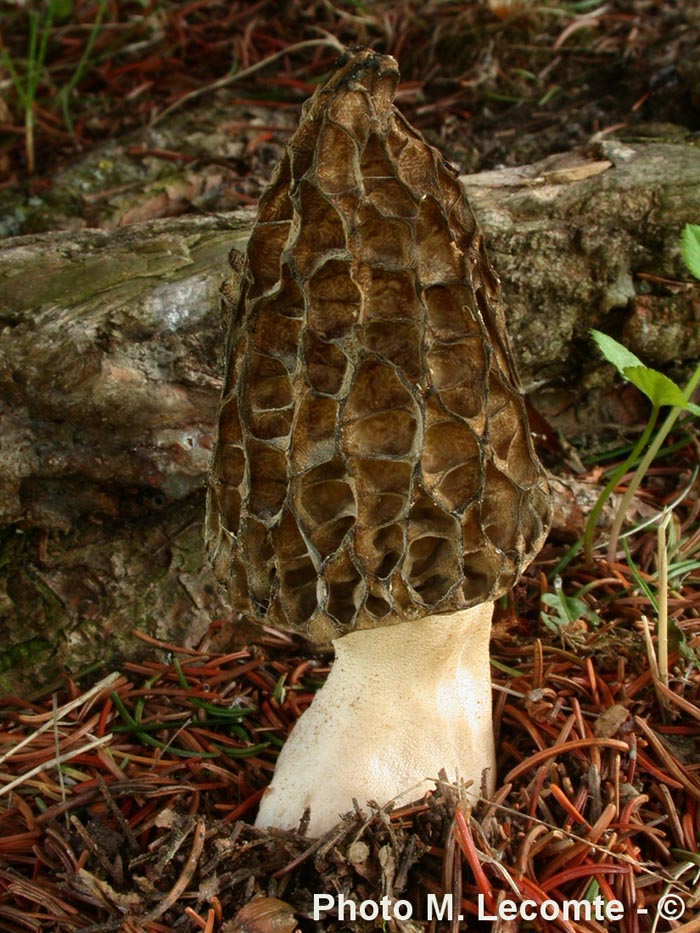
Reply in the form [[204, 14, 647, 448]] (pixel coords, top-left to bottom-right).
[[206, 48, 552, 643]]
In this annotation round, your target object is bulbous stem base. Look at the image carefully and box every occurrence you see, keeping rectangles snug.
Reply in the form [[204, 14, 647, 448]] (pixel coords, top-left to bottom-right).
[[255, 603, 496, 836]]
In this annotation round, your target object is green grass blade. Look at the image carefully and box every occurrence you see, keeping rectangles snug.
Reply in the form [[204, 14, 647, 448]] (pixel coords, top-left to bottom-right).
[[622, 539, 658, 612], [583, 407, 658, 564], [58, 0, 107, 133]]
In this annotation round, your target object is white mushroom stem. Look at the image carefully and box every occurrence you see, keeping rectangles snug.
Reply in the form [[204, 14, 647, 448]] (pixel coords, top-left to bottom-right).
[[255, 602, 496, 836]]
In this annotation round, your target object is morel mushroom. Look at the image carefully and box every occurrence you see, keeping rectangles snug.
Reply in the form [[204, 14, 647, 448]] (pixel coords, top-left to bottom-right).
[[206, 48, 551, 835]]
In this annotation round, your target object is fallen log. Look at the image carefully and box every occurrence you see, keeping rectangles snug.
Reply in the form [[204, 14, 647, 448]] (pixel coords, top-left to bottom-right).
[[1, 139, 698, 689]]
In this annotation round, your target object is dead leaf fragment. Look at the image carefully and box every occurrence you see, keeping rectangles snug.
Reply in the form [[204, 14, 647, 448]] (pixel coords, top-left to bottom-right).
[[541, 160, 612, 184], [225, 896, 299, 933], [593, 704, 629, 738]]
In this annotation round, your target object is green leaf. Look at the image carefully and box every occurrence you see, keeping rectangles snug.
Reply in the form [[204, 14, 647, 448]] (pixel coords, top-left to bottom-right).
[[622, 366, 689, 407], [590, 330, 643, 375], [541, 591, 591, 628], [592, 330, 697, 409], [681, 224, 700, 280]]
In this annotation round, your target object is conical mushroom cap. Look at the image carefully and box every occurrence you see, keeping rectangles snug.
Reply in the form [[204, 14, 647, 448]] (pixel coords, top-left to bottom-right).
[[206, 48, 551, 643]]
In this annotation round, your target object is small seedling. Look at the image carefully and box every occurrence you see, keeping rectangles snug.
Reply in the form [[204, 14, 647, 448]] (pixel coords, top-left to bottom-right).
[[583, 224, 700, 565], [540, 575, 597, 639]]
